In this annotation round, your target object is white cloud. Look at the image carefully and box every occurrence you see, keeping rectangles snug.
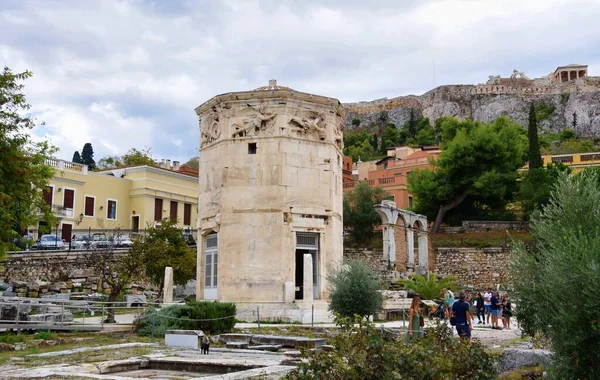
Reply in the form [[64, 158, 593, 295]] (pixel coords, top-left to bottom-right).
[[1, 0, 599, 161]]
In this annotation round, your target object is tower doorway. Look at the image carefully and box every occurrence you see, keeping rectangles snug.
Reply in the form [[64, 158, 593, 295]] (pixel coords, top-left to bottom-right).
[[295, 232, 319, 300]]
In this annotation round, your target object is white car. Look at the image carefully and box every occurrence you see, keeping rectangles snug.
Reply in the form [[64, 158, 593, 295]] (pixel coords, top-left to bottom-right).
[[38, 235, 66, 250], [71, 234, 92, 250], [111, 234, 134, 248]]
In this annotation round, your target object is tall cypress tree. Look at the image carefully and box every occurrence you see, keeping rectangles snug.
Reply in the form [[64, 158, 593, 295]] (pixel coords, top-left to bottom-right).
[[80, 143, 96, 170], [528, 103, 544, 169], [72, 151, 82, 164]]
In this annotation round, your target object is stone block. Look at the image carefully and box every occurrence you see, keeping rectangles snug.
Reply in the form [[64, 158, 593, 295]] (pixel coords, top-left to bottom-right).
[[498, 348, 553, 373], [164, 330, 203, 350], [248, 344, 282, 352], [27, 312, 74, 323], [226, 341, 249, 349]]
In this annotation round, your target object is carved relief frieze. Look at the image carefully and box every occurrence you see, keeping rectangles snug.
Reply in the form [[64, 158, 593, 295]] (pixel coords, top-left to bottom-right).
[[231, 104, 277, 138], [200, 105, 222, 148], [289, 111, 328, 141]]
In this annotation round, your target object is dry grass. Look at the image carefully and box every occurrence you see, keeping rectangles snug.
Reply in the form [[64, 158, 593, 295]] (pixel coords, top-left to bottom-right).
[[430, 231, 532, 248]]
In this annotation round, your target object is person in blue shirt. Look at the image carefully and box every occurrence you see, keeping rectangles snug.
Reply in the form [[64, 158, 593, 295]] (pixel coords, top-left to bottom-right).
[[451, 292, 472, 342]]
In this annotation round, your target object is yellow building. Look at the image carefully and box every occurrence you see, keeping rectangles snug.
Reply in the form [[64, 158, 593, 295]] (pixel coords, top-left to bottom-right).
[[34, 158, 199, 242], [523, 151, 600, 173]]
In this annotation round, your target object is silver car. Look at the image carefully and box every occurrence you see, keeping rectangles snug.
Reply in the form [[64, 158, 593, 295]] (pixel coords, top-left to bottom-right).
[[38, 235, 66, 250], [111, 234, 134, 248], [71, 234, 92, 250]]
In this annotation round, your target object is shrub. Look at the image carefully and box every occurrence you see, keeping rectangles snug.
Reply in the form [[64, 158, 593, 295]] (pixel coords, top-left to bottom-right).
[[135, 301, 237, 337], [34, 330, 54, 340], [284, 317, 495, 380], [510, 170, 600, 379], [328, 260, 383, 320], [398, 273, 458, 301]]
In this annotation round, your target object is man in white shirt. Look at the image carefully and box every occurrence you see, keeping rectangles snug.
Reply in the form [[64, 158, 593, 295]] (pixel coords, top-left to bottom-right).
[[484, 287, 493, 325]]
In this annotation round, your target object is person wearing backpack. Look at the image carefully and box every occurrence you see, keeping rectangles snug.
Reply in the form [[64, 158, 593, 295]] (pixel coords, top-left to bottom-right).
[[451, 292, 472, 342]]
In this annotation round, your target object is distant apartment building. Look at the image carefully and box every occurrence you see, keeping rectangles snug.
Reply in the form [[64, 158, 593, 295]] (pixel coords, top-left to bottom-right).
[[523, 151, 600, 173], [33, 158, 199, 242], [343, 146, 440, 209]]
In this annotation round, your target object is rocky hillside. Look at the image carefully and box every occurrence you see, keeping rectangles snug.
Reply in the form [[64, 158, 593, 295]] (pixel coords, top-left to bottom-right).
[[344, 77, 600, 136]]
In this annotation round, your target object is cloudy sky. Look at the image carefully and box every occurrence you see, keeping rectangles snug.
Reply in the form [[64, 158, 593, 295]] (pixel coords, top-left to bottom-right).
[[2, 0, 600, 162]]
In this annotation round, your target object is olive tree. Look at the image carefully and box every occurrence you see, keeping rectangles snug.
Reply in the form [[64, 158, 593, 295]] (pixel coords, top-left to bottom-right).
[[510, 169, 600, 379]]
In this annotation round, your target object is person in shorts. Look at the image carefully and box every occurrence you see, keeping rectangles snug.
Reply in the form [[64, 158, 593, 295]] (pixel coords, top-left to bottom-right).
[[490, 291, 502, 330], [451, 292, 472, 342], [483, 287, 493, 325]]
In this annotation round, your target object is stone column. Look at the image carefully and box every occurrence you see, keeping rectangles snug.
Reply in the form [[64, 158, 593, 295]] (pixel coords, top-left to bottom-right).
[[382, 225, 396, 265], [406, 229, 415, 270], [163, 266, 174, 304], [417, 234, 429, 274], [303, 254, 313, 302]]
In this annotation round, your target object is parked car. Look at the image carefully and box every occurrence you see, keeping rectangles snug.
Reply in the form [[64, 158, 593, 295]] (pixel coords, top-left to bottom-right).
[[91, 233, 109, 249], [38, 234, 66, 250], [71, 234, 92, 250], [111, 234, 134, 248]]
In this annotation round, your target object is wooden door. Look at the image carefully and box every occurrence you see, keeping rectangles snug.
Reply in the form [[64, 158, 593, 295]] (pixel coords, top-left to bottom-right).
[[61, 224, 72, 243]]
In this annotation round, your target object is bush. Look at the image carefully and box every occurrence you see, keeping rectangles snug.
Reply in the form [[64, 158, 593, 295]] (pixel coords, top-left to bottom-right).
[[135, 301, 237, 337], [34, 330, 54, 340], [510, 170, 600, 379], [398, 273, 458, 301], [328, 260, 383, 320], [284, 317, 495, 380]]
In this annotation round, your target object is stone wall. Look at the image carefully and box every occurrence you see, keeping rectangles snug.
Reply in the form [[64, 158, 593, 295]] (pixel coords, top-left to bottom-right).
[[0, 251, 150, 297], [439, 221, 529, 234], [435, 247, 510, 289]]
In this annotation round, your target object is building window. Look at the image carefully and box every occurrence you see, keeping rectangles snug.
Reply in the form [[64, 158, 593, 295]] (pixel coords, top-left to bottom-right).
[[63, 189, 75, 209], [42, 186, 53, 206], [248, 143, 257, 154], [184, 203, 192, 226], [170, 201, 178, 223], [154, 198, 163, 222], [107, 200, 117, 220], [84, 196, 95, 217], [205, 234, 218, 289], [408, 195, 413, 208]]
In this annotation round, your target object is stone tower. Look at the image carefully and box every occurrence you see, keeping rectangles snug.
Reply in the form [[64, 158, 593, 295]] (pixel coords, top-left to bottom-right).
[[195, 80, 344, 322]]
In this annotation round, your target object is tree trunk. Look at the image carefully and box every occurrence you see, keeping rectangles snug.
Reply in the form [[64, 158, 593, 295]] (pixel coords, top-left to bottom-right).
[[105, 291, 119, 323], [431, 193, 469, 233]]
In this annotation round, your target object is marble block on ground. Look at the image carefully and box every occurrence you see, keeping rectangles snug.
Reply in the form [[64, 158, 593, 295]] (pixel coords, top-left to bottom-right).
[[164, 330, 204, 350]]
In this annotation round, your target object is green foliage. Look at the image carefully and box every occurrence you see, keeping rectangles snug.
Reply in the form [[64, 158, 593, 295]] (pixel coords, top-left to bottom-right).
[[328, 260, 383, 320], [132, 219, 196, 289], [181, 156, 199, 170], [0, 333, 26, 344], [408, 117, 527, 232], [517, 164, 570, 219], [528, 103, 544, 169], [351, 118, 361, 127], [34, 330, 54, 340], [136, 301, 237, 337], [285, 318, 495, 380], [510, 170, 600, 379], [560, 93, 570, 104], [535, 103, 555, 122], [98, 147, 157, 169], [343, 183, 389, 244], [0, 67, 56, 256], [80, 142, 96, 170], [72, 151, 82, 164], [558, 128, 575, 141], [398, 273, 458, 301], [343, 131, 380, 162], [571, 112, 577, 129]]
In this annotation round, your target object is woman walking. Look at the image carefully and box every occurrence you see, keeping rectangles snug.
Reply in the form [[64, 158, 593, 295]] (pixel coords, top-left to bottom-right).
[[405, 295, 424, 344], [475, 292, 485, 324]]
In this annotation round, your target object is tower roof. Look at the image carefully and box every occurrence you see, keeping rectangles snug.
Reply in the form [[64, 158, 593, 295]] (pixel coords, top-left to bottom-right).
[[253, 79, 292, 91]]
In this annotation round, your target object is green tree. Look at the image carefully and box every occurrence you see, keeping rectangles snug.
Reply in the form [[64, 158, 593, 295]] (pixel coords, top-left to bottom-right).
[[328, 259, 383, 320], [510, 170, 600, 378], [558, 128, 575, 141], [72, 151, 83, 164], [381, 125, 401, 153], [398, 273, 457, 301], [408, 117, 527, 233], [132, 219, 196, 297], [351, 118, 361, 127], [85, 242, 144, 323], [517, 163, 570, 219], [528, 103, 544, 169], [80, 142, 96, 170], [345, 138, 377, 162], [343, 183, 389, 244], [181, 156, 199, 170], [407, 108, 418, 138], [571, 112, 577, 130], [98, 147, 157, 169], [0, 67, 56, 256]]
